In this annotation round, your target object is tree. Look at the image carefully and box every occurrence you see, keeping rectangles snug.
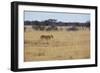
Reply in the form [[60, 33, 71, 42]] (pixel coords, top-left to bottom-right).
[[43, 19, 57, 26], [24, 21, 31, 25], [85, 21, 90, 28], [32, 21, 40, 30]]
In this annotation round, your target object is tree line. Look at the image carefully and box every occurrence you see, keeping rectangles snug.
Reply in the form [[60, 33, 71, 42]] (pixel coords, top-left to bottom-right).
[[24, 19, 90, 31]]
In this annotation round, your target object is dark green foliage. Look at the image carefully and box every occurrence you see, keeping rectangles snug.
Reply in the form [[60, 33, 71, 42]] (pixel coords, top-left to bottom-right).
[[24, 19, 90, 31]]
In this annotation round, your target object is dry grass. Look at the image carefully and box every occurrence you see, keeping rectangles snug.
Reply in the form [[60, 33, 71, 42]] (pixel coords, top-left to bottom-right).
[[24, 27, 90, 62]]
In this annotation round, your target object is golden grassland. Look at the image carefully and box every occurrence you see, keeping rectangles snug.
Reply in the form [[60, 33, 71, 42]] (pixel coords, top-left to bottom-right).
[[24, 28, 90, 62]]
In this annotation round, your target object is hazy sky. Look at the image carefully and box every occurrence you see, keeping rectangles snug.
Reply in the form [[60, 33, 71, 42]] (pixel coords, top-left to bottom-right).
[[24, 11, 90, 23]]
